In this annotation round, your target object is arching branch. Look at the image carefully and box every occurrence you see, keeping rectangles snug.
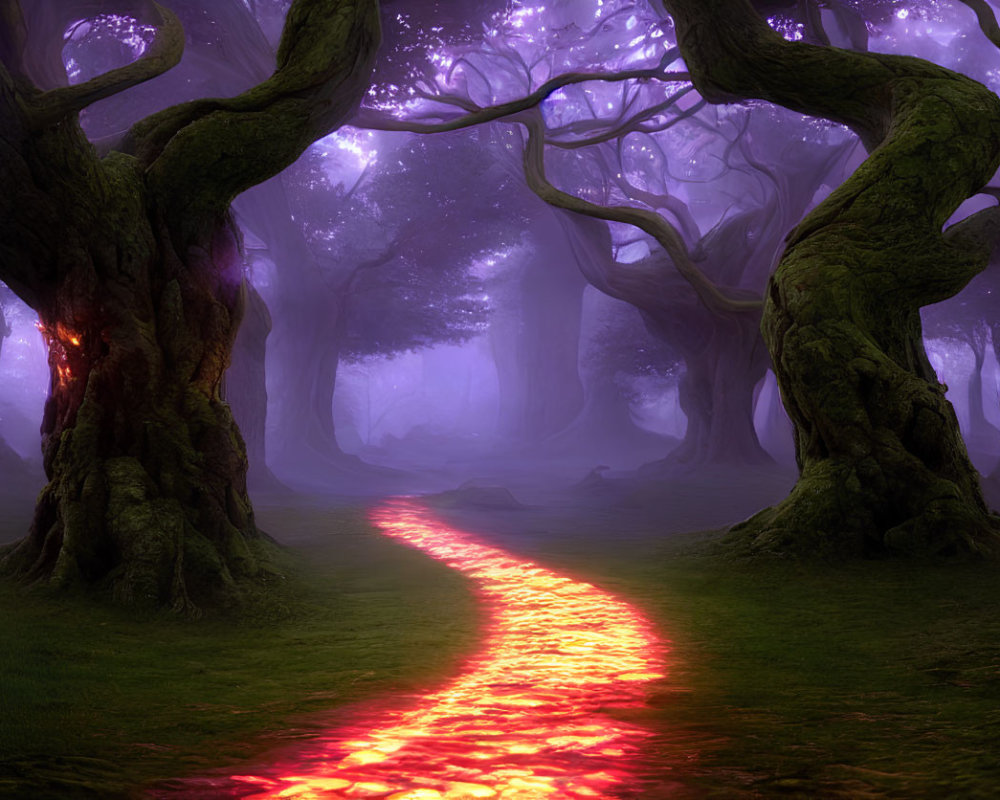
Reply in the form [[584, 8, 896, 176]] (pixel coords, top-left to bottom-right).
[[663, 0, 1000, 269], [958, 0, 1000, 51], [600, 145, 702, 243], [352, 65, 692, 134], [124, 0, 381, 245], [520, 111, 762, 315], [26, 2, 184, 128], [548, 95, 707, 150]]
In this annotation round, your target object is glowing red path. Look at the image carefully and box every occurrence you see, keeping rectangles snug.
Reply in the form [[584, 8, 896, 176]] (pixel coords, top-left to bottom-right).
[[178, 498, 669, 799]]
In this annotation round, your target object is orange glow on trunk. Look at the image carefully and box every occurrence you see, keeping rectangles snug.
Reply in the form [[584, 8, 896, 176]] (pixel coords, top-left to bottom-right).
[[37, 320, 84, 387], [166, 498, 671, 798]]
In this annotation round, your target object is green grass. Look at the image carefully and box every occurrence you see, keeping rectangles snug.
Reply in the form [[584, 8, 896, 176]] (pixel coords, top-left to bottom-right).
[[4, 499, 1000, 799], [647, 553, 1000, 799], [476, 514, 1000, 799], [0, 504, 480, 799]]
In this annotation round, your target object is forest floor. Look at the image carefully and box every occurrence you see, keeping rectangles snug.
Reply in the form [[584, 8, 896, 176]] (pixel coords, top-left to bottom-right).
[[2, 464, 1000, 798]]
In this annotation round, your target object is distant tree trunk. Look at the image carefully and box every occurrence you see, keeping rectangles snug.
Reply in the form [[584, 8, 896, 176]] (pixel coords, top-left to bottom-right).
[[494, 226, 586, 442], [235, 178, 356, 478], [550, 367, 673, 465], [579, 377, 643, 441], [664, 0, 1000, 556], [271, 291, 355, 474], [559, 214, 772, 466], [0, 299, 9, 365], [224, 283, 286, 492], [656, 303, 772, 465], [964, 327, 1000, 448]]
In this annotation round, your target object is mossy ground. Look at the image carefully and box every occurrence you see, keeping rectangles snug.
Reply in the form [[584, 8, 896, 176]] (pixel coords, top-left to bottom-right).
[[451, 503, 1000, 799], [0, 500, 480, 799], [3, 486, 1000, 798], [644, 552, 1000, 798]]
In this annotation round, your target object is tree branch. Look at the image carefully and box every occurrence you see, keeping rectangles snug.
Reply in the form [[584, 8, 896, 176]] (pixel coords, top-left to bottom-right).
[[520, 111, 762, 315], [26, 2, 184, 128], [124, 0, 381, 245], [957, 0, 1000, 51], [352, 66, 691, 133], [599, 145, 702, 243], [548, 96, 707, 150], [944, 205, 1000, 262], [663, 0, 1000, 304], [663, 0, 964, 151]]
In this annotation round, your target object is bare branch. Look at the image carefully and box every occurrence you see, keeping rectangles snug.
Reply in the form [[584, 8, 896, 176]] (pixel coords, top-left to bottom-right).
[[582, 6, 641, 40], [601, 147, 702, 242], [520, 111, 762, 315], [548, 95, 707, 150], [957, 0, 1000, 51], [27, 2, 184, 128], [341, 161, 375, 203], [413, 87, 478, 112], [352, 66, 691, 133]]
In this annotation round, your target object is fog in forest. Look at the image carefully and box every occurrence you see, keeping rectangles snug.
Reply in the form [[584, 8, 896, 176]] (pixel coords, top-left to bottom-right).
[[5, 0, 1000, 530]]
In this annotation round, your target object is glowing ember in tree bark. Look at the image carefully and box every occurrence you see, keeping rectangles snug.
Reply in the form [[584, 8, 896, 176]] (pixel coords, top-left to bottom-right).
[[35, 321, 85, 386], [164, 498, 670, 798]]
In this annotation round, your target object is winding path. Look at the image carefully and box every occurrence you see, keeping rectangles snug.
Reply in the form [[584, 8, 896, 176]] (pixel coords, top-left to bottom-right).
[[177, 498, 671, 798]]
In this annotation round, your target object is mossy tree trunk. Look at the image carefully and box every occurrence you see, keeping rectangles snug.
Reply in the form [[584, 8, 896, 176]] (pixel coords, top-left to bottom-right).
[[662, 0, 1000, 556], [0, 0, 381, 611]]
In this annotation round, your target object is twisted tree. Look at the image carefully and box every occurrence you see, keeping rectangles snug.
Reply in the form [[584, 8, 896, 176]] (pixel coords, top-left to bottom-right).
[[0, 0, 381, 612], [663, 0, 1000, 556]]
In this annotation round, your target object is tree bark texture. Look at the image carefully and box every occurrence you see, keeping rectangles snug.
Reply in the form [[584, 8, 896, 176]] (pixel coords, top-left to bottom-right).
[[0, 0, 381, 611], [663, 0, 1000, 556]]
